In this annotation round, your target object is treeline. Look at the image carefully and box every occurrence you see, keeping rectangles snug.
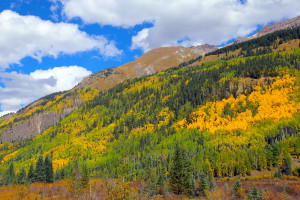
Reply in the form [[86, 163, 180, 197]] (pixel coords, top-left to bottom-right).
[[2, 155, 53, 185]]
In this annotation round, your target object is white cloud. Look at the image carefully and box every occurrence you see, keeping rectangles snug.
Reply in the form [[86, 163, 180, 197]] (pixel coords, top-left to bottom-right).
[[130, 28, 150, 52], [0, 66, 91, 115], [0, 10, 122, 70], [59, 0, 300, 51]]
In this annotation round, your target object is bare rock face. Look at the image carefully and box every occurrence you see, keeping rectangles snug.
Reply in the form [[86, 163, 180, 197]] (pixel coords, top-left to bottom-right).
[[0, 108, 75, 143]]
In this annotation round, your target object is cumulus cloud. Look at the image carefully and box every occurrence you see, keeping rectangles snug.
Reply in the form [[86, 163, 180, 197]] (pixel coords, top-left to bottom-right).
[[0, 10, 122, 69], [0, 66, 91, 116], [59, 0, 300, 51]]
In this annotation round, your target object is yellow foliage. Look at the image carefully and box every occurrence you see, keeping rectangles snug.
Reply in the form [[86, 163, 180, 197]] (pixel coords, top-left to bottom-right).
[[179, 74, 299, 135], [2, 150, 19, 163]]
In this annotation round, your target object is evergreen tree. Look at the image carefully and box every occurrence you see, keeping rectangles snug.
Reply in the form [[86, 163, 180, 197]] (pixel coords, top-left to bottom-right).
[[18, 167, 27, 185], [247, 186, 261, 200], [28, 163, 35, 183], [208, 173, 215, 190], [170, 143, 193, 196], [144, 156, 157, 196], [233, 176, 242, 199], [283, 153, 292, 175], [45, 155, 54, 183], [5, 163, 16, 185], [80, 162, 89, 188], [198, 173, 208, 196], [35, 155, 45, 182], [274, 167, 282, 178], [157, 159, 168, 195]]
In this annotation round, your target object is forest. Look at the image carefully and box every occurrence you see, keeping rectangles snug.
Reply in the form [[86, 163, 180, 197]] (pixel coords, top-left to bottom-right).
[[0, 27, 300, 199]]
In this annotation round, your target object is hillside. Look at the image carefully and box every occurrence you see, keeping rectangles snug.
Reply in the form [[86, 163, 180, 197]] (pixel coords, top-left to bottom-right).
[[0, 25, 300, 199], [0, 44, 216, 143], [0, 18, 300, 199], [2, 14, 299, 144]]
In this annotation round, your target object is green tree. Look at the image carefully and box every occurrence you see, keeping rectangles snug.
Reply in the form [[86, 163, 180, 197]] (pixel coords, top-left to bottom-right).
[[198, 173, 208, 196], [282, 153, 292, 175], [274, 167, 282, 178], [247, 186, 261, 200], [233, 176, 242, 199], [5, 163, 16, 185], [80, 162, 89, 188], [18, 167, 27, 185], [35, 155, 45, 182], [208, 173, 215, 190], [144, 156, 157, 196], [27, 163, 35, 183], [45, 155, 54, 183], [170, 143, 193, 196], [157, 159, 168, 195]]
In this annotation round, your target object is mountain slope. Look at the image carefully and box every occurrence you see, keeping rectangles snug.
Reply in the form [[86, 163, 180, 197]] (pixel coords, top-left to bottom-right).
[[0, 26, 299, 181], [76, 45, 216, 90], [0, 44, 216, 143], [2, 15, 300, 143]]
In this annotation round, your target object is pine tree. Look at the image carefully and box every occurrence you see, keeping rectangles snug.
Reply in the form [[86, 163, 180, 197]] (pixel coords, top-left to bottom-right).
[[208, 173, 215, 190], [81, 162, 89, 188], [28, 163, 35, 183], [157, 159, 168, 195], [144, 156, 157, 196], [18, 167, 27, 185], [248, 186, 260, 200], [5, 163, 16, 185], [45, 155, 54, 183], [170, 143, 193, 196], [198, 173, 208, 196], [233, 176, 242, 199], [283, 153, 292, 175], [274, 167, 282, 178], [35, 155, 45, 182]]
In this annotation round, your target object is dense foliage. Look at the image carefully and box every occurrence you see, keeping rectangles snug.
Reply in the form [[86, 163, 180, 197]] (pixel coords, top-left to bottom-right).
[[0, 27, 300, 198]]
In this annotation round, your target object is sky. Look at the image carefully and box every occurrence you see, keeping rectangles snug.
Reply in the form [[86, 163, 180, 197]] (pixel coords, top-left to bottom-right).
[[0, 0, 300, 117]]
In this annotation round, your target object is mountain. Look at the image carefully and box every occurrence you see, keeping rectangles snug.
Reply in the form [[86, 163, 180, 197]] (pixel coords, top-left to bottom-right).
[[0, 44, 217, 143], [0, 19, 300, 199], [255, 15, 300, 37], [230, 15, 300, 45], [3, 15, 300, 143], [76, 44, 217, 90]]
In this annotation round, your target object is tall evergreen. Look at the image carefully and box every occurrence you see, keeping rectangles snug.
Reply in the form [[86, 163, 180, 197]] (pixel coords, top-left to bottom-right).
[[170, 143, 193, 195], [283, 153, 292, 175], [18, 167, 27, 184], [35, 155, 45, 182], [198, 173, 208, 196], [157, 159, 168, 195], [5, 163, 16, 185], [233, 176, 242, 199], [28, 163, 35, 183], [45, 155, 54, 183], [80, 162, 89, 188]]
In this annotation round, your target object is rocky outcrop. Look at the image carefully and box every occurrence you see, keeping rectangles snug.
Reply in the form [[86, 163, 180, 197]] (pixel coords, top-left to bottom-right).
[[0, 108, 75, 143]]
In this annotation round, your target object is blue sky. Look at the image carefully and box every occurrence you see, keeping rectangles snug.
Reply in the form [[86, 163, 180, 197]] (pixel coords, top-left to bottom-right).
[[0, 0, 300, 116]]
